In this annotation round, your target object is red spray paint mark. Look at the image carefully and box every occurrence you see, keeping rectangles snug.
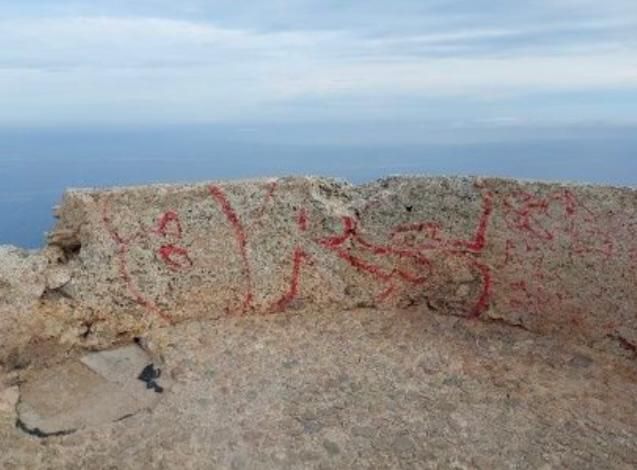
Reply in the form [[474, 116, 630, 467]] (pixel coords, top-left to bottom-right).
[[154, 211, 182, 238], [319, 216, 357, 249], [499, 187, 624, 329], [468, 258, 492, 318], [317, 218, 430, 287], [158, 245, 193, 271], [501, 189, 615, 261], [390, 222, 443, 250], [270, 207, 316, 313], [208, 185, 253, 312], [271, 247, 309, 312], [502, 239, 516, 267], [388, 191, 494, 255], [334, 249, 394, 283], [316, 188, 495, 315], [502, 191, 555, 241], [353, 232, 432, 270], [297, 208, 309, 232], [454, 190, 494, 252], [100, 199, 173, 324]]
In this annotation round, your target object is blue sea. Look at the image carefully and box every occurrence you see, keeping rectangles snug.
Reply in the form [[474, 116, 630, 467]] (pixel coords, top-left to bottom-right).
[[1, 123, 636, 248]]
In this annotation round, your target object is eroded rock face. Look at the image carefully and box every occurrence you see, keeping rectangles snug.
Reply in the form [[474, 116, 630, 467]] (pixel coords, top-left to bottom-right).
[[0, 246, 48, 368], [1, 176, 636, 367]]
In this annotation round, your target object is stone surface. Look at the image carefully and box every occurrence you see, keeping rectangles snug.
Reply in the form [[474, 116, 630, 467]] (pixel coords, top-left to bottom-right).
[[0, 386, 19, 416], [34, 176, 637, 358], [0, 308, 636, 468], [0, 175, 636, 466], [16, 345, 167, 436]]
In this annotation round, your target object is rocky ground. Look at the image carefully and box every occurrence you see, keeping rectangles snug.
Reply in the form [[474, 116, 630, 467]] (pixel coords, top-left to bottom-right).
[[2, 307, 636, 469], [1, 176, 636, 468]]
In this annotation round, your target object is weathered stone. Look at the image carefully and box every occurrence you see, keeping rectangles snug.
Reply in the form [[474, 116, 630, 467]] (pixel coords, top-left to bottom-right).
[[0, 175, 636, 466], [0, 246, 48, 367], [0, 175, 635, 366], [45, 266, 71, 291], [41, 176, 636, 357], [16, 345, 167, 436], [0, 246, 47, 303], [322, 439, 340, 455], [0, 386, 19, 416], [0, 307, 635, 468]]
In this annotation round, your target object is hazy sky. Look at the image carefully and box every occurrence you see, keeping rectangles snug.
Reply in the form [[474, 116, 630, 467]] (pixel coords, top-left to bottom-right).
[[1, 0, 636, 127]]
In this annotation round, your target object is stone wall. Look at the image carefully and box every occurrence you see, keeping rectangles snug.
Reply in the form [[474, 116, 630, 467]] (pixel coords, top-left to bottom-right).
[[1, 176, 636, 367]]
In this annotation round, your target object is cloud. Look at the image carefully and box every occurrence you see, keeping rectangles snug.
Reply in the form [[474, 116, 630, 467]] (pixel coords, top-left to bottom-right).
[[0, 0, 635, 125]]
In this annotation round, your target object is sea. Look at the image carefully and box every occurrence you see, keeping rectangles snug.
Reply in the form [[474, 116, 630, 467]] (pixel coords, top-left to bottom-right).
[[1, 123, 636, 248]]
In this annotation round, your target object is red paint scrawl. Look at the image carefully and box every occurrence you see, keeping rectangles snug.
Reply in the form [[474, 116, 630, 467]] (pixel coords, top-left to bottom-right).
[[271, 247, 310, 312], [208, 185, 254, 312], [100, 199, 174, 323], [317, 189, 495, 317], [154, 211, 183, 238], [157, 245, 193, 271]]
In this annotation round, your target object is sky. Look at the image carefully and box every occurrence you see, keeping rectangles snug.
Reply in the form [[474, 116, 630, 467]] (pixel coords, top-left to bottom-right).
[[1, 0, 636, 128]]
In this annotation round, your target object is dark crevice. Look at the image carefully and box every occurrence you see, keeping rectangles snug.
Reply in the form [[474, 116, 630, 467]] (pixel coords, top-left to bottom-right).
[[47, 229, 82, 262], [41, 287, 73, 301], [115, 413, 135, 422], [80, 320, 95, 340], [16, 419, 76, 438], [486, 317, 531, 333], [608, 334, 637, 358]]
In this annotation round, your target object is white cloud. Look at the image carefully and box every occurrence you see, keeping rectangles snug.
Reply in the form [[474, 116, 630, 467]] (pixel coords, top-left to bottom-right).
[[0, 15, 635, 125]]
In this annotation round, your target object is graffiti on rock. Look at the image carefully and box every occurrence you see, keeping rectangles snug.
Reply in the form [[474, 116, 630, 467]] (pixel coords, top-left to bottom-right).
[[100, 182, 634, 329]]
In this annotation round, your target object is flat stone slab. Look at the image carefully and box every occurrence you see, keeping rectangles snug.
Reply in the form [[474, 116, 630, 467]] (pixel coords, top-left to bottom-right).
[[16, 345, 168, 437], [1, 308, 636, 468]]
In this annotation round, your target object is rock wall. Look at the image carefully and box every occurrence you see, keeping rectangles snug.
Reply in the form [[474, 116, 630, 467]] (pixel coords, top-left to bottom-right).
[[1, 176, 636, 367]]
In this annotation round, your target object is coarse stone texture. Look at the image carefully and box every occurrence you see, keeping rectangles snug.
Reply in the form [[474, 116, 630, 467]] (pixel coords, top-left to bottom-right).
[[0, 175, 636, 466], [12, 175, 633, 362], [0, 309, 636, 469], [16, 344, 168, 436], [0, 246, 49, 369]]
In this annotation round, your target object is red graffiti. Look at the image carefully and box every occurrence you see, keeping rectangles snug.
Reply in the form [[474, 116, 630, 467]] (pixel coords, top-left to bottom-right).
[[208, 185, 253, 313], [469, 258, 492, 318], [270, 206, 314, 311], [455, 190, 494, 252], [100, 179, 634, 327], [100, 199, 173, 323], [297, 208, 309, 232], [154, 211, 182, 238], [317, 216, 430, 292], [317, 189, 495, 316], [391, 222, 443, 250], [503, 191, 556, 240], [271, 248, 310, 312], [496, 187, 626, 321], [157, 245, 193, 271], [502, 189, 614, 259]]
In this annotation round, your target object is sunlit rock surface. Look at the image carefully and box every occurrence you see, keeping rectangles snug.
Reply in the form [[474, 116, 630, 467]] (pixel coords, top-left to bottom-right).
[[1, 176, 636, 468]]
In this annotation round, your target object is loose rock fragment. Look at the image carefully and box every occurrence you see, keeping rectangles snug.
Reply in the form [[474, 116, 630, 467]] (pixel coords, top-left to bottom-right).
[[16, 344, 169, 437]]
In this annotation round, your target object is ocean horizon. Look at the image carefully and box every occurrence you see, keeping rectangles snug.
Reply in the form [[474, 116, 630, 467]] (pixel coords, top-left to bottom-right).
[[2, 123, 636, 248]]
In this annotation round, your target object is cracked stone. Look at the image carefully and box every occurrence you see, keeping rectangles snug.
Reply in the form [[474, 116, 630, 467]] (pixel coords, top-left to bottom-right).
[[16, 344, 169, 436]]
